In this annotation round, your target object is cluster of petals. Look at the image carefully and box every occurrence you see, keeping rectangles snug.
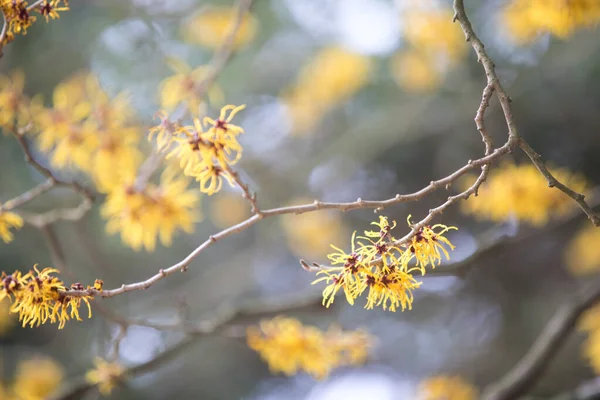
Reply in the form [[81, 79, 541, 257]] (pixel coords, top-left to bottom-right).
[[247, 316, 371, 379], [0, 0, 68, 46], [313, 215, 456, 312], [149, 104, 245, 195], [0, 265, 101, 329]]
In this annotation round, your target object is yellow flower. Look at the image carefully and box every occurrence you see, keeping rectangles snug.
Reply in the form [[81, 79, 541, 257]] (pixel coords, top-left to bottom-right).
[[153, 105, 246, 195], [180, 6, 258, 50], [209, 192, 250, 229], [247, 316, 371, 379], [390, 50, 441, 93], [582, 330, 600, 375], [11, 356, 65, 400], [102, 170, 201, 251], [37, 0, 69, 22], [363, 269, 421, 312], [283, 47, 371, 135], [565, 224, 600, 276], [0, 266, 97, 329], [0, 209, 24, 243], [159, 59, 223, 114], [503, 0, 600, 44], [461, 162, 587, 226], [2, 0, 37, 37], [402, 216, 457, 274], [418, 376, 478, 400], [85, 357, 126, 396], [0, 70, 33, 129]]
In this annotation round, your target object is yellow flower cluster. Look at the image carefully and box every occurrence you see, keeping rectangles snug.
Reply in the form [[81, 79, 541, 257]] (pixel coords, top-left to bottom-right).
[[283, 47, 371, 135], [418, 375, 478, 400], [33, 72, 142, 192], [565, 224, 600, 276], [313, 216, 456, 311], [0, 208, 24, 243], [0, 356, 64, 400], [85, 357, 126, 396], [579, 304, 600, 374], [150, 105, 245, 195], [0, 265, 101, 329], [180, 6, 258, 50], [503, 0, 600, 44], [461, 163, 587, 226], [101, 169, 200, 252], [247, 316, 371, 379], [391, 3, 467, 93], [0, 0, 68, 46]]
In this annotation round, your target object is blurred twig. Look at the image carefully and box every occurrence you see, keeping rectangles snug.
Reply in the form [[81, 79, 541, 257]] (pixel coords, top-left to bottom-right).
[[482, 275, 600, 400], [10, 130, 94, 227]]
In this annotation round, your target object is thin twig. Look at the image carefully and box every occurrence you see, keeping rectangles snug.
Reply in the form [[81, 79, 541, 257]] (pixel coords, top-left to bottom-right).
[[519, 139, 600, 226], [0, 10, 7, 57], [1, 178, 54, 210], [226, 166, 261, 215], [482, 276, 600, 400]]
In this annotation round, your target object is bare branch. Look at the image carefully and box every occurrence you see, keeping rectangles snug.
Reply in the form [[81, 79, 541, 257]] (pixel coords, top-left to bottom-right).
[[482, 276, 600, 400], [1, 178, 54, 210]]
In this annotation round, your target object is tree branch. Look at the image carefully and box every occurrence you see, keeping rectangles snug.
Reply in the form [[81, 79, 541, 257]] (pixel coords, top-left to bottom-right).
[[482, 276, 600, 400]]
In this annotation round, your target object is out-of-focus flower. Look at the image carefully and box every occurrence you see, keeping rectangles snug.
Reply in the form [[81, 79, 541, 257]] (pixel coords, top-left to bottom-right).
[[247, 316, 371, 379], [209, 192, 250, 229], [565, 224, 600, 276], [418, 376, 478, 400], [37, 0, 70, 22], [33, 72, 142, 193], [151, 105, 245, 195], [283, 47, 371, 135], [102, 170, 201, 251], [391, 4, 466, 93], [0, 299, 14, 335], [181, 6, 258, 50], [502, 0, 600, 44], [312, 215, 455, 311], [461, 163, 587, 226], [0, 266, 99, 329], [579, 304, 600, 374], [0, 70, 35, 129], [159, 58, 223, 115], [85, 357, 126, 396], [281, 200, 348, 260], [0, 209, 23, 243], [390, 50, 441, 93], [11, 356, 65, 400]]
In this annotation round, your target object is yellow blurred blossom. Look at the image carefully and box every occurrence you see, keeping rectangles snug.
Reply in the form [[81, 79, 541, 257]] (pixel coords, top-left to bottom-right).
[[565, 224, 600, 276], [102, 170, 201, 251], [0, 209, 23, 243], [159, 58, 223, 115], [283, 47, 371, 135], [0, 70, 34, 129], [85, 357, 126, 396], [0, 266, 101, 329], [33, 72, 142, 192], [391, 3, 466, 93], [181, 6, 258, 50], [281, 201, 348, 260], [461, 163, 587, 226], [247, 316, 371, 379], [151, 105, 245, 195], [209, 191, 250, 229], [11, 356, 65, 400], [503, 0, 600, 44], [312, 215, 456, 311], [418, 375, 478, 400], [0, 299, 14, 335], [390, 50, 441, 93]]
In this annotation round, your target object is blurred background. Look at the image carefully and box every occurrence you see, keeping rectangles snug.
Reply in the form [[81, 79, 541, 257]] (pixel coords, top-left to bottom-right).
[[1, 0, 600, 398]]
